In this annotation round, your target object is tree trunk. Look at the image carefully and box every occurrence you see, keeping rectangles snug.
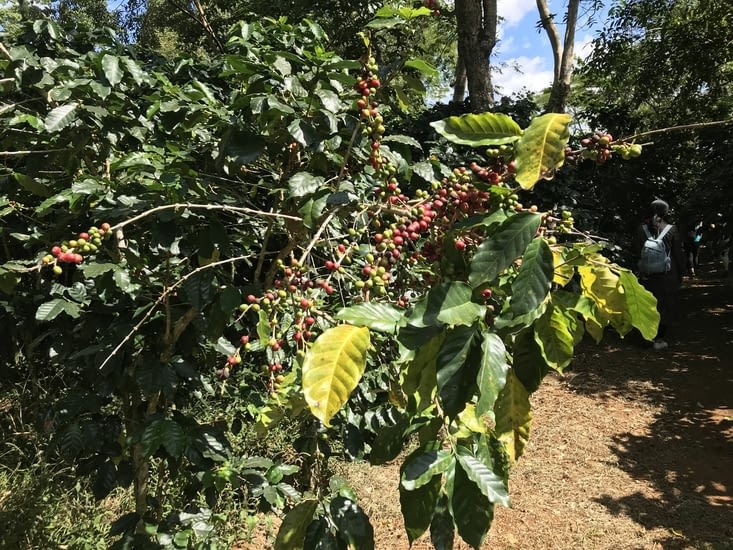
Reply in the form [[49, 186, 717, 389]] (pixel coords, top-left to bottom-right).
[[536, 0, 580, 112], [454, 0, 498, 112], [452, 54, 467, 103]]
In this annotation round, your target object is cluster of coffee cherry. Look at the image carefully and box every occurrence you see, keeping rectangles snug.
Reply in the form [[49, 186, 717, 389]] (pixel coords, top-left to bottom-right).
[[41, 222, 112, 276], [579, 131, 614, 165]]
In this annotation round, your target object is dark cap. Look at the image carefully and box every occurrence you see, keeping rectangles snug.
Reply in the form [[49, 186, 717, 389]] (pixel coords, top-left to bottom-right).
[[651, 199, 669, 217]]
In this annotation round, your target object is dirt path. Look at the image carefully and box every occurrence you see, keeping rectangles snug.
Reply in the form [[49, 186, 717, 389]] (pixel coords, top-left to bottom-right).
[[338, 268, 733, 550]]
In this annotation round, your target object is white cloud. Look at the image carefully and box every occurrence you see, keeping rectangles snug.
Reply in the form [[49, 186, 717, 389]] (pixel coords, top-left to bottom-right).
[[497, 0, 537, 27], [495, 56, 554, 97]]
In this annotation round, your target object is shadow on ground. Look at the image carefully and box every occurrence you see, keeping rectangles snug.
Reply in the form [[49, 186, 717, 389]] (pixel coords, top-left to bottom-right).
[[566, 267, 733, 549]]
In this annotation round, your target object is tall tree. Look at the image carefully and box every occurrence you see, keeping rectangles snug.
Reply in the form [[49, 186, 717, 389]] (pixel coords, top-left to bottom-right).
[[536, 0, 580, 112], [453, 0, 497, 111]]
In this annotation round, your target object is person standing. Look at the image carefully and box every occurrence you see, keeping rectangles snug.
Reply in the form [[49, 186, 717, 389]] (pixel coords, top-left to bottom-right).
[[683, 227, 700, 277], [633, 199, 686, 350]]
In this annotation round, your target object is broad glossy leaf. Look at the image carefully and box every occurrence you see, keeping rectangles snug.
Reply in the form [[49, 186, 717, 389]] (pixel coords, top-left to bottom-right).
[[44, 103, 77, 132], [430, 112, 523, 147], [330, 496, 374, 550], [494, 371, 531, 462], [382, 134, 422, 149], [436, 324, 479, 418], [401, 449, 454, 491], [275, 499, 318, 550], [455, 449, 510, 507], [510, 238, 554, 315], [476, 332, 510, 419], [302, 325, 370, 426], [159, 419, 186, 458], [514, 112, 571, 190], [400, 470, 441, 544], [288, 171, 326, 198], [448, 460, 493, 549], [618, 270, 660, 341], [412, 282, 484, 327], [336, 302, 403, 333], [369, 414, 409, 465], [469, 212, 542, 288], [298, 192, 329, 229], [400, 332, 442, 412], [121, 56, 145, 85], [430, 494, 454, 550], [14, 173, 51, 197], [511, 329, 549, 393], [35, 298, 80, 321], [533, 305, 576, 371], [404, 58, 439, 78], [102, 54, 123, 86]]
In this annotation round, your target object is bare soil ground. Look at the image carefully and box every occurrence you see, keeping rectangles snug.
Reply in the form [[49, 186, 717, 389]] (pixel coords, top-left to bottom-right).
[[335, 266, 733, 550]]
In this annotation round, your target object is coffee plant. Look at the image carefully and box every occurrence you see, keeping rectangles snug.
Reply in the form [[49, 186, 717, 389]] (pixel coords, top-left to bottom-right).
[[0, 11, 658, 550]]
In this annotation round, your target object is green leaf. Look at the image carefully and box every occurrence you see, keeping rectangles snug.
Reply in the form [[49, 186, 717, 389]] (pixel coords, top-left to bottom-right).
[[274, 499, 318, 550], [44, 103, 77, 132], [330, 496, 374, 550], [302, 325, 371, 426], [14, 173, 51, 197], [511, 329, 550, 393], [411, 160, 435, 181], [35, 298, 81, 321], [400, 331, 442, 412], [533, 305, 576, 371], [382, 134, 423, 149], [514, 112, 571, 190], [366, 17, 402, 29], [298, 192, 329, 229], [159, 419, 186, 458], [436, 324, 478, 418], [510, 238, 554, 315], [316, 89, 341, 113], [475, 332, 510, 419], [469, 212, 542, 288], [494, 371, 532, 462], [79, 263, 118, 278], [400, 469, 441, 545], [288, 171, 326, 198], [401, 449, 453, 491], [430, 112, 523, 147], [121, 56, 145, 85], [141, 419, 186, 458], [414, 282, 484, 327], [336, 302, 403, 333], [102, 54, 123, 86], [369, 414, 409, 465], [429, 494, 455, 550], [455, 449, 510, 507], [618, 270, 661, 341], [404, 58, 439, 78], [448, 459, 493, 549]]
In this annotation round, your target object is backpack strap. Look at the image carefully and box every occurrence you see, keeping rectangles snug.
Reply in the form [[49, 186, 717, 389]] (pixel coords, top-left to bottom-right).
[[642, 224, 653, 238], [657, 224, 672, 240]]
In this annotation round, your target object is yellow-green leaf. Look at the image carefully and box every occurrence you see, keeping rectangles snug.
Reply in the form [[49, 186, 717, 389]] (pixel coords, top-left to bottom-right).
[[514, 113, 571, 190], [494, 371, 531, 463], [302, 325, 370, 426]]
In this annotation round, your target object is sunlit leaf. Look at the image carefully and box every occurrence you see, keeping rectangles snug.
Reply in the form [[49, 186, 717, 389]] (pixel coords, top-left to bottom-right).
[[469, 212, 542, 288], [514, 112, 571, 190], [430, 112, 523, 147], [510, 238, 554, 315], [274, 499, 318, 550], [44, 103, 77, 132], [336, 302, 404, 333], [494, 371, 531, 463], [302, 325, 370, 426]]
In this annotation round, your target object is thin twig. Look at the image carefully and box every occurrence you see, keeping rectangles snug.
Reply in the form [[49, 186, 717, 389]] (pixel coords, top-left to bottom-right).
[[621, 118, 733, 142], [298, 208, 340, 266], [0, 148, 68, 157], [98, 254, 252, 371], [111, 202, 301, 231]]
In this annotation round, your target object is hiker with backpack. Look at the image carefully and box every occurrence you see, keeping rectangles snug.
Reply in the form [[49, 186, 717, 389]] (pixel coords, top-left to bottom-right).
[[633, 199, 686, 350]]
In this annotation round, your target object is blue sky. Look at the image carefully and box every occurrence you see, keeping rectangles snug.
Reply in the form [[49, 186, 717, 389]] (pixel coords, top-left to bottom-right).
[[494, 0, 610, 96]]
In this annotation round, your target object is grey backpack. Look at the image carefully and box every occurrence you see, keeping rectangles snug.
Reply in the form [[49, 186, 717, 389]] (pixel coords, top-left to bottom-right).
[[638, 224, 672, 275]]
